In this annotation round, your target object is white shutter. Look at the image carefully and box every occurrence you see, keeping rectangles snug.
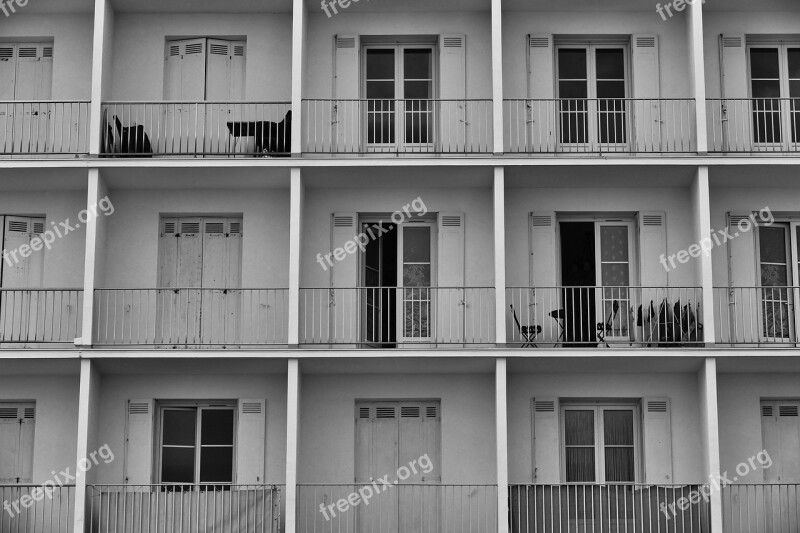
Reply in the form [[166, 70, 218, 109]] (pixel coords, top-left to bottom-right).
[[638, 211, 668, 287], [164, 38, 206, 100], [0, 403, 34, 483], [439, 34, 466, 151], [642, 397, 673, 483], [124, 400, 154, 484], [631, 34, 661, 151], [720, 34, 748, 99], [527, 35, 555, 152], [532, 397, 559, 482], [14, 43, 52, 100], [330, 213, 358, 344], [397, 402, 441, 483], [236, 399, 266, 484], [529, 213, 557, 343], [724, 213, 758, 342], [762, 401, 800, 482], [2, 216, 44, 289], [164, 41, 183, 100], [18, 405, 34, 482], [334, 35, 359, 151], [156, 218, 179, 344], [727, 213, 757, 287], [0, 44, 16, 100], [355, 402, 400, 482], [437, 213, 465, 343]]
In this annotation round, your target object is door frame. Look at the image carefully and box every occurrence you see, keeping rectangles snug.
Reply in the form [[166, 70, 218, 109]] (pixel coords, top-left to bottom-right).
[[755, 222, 796, 343]]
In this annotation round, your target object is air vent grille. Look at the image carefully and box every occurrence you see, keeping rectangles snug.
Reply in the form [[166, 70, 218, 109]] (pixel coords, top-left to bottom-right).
[[336, 37, 356, 49], [401, 406, 421, 418], [648, 400, 668, 413], [443, 37, 463, 48], [128, 402, 149, 415], [8, 220, 28, 233], [0, 408, 18, 419], [234, 45, 245, 57], [205, 222, 225, 234], [636, 37, 656, 48], [42, 47, 53, 58], [643, 215, 663, 226], [529, 37, 549, 48], [23, 407, 35, 419], [376, 407, 396, 419], [779, 405, 799, 417], [242, 402, 262, 414], [334, 215, 354, 228], [426, 406, 438, 418], [185, 43, 204, 55], [209, 44, 228, 55], [18, 47, 37, 58], [723, 37, 743, 48], [229, 222, 242, 234], [531, 215, 552, 227], [359, 407, 370, 419], [534, 400, 555, 413], [169, 45, 180, 57], [0, 47, 13, 59], [762, 405, 773, 417], [32, 221, 44, 235], [163, 221, 176, 233], [441, 215, 461, 227], [181, 222, 201, 234]]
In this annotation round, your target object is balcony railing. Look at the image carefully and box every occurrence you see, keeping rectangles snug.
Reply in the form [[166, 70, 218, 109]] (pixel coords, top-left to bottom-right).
[[101, 102, 291, 157], [0, 289, 83, 345], [93, 289, 288, 347], [713, 286, 800, 345], [299, 287, 495, 346], [0, 484, 74, 533], [0, 101, 90, 155], [507, 287, 703, 347], [708, 98, 800, 153], [297, 484, 497, 533], [88, 484, 282, 533], [723, 484, 800, 533], [510, 484, 710, 533], [301, 99, 493, 154], [504, 98, 696, 154]]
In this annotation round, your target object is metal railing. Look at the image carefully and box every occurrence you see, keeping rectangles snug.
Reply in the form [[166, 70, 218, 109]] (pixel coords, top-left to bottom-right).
[[88, 484, 282, 533], [510, 484, 710, 533], [507, 287, 703, 347], [94, 289, 288, 346], [0, 484, 74, 533], [101, 102, 291, 157], [302, 99, 493, 154], [0, 289, 82, 344], [0, 101, 90, 155], [299, 287, 495, 346], [297, 484, 496, 533], [713, 286, 800, 345], [504, 98, 696, 154], [708, 98, 800, 153], [723, 484, 800, 533]]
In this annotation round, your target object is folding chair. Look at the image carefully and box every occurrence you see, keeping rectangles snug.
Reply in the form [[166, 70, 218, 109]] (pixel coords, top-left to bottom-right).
[[596, 300, 620, 347], [510, 305, 542, 348]]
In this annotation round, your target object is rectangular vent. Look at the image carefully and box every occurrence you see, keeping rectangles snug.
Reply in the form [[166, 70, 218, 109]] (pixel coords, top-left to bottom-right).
[[531, 215, 552, 227], [180, 222, 201, 234], [648, 400, 668, 413], [8, 220, 28, 233], [359, 407, 370, 419], [205, 222, 225, 233], [0, 407, 18, 419], [128, 402, 149, 415], [636, 37, 656, 48], [210, 44, 228, 55], [0, 47, 13, 59], [723, 37, 743, 48], [336, 37, 356, 49], [242, 402, 262, 414], [529, 36, 550, 48], [376, 407, 396, 419], [18, 47, 37, 58], [32, 221, 44, 235], [334, 215, 354, 228], [534, 400, 555, 413], [642, 215, 663, 226], [401, 406, 421, 418], [169, 45, 180, 57], [762, 405, 773, 417], [185, 43, 204, 55], [779, 405, 799, 417], [163, 221, 176, 233], [441, 215, 461, 227], [229, 222, 242, 234], [443, 37, 463, 48], [234, 45, 245, 57], [426, 406, 438, 418], [729, 215, 749, 224], [23, 407, 35, 419], [42, 47, 53, 58]]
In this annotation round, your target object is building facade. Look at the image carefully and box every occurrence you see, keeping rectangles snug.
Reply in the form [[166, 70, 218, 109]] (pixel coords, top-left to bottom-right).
[[1, 0, 799, 532]]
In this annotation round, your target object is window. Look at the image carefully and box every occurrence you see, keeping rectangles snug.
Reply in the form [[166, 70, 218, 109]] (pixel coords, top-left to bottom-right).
[[748, 44, 800, 146], [557, 45, 628, 147], [0, 403, 35, 483], [761, 400, 800, 482], [363, 44, 435, 148], [164, 38, 245, 100], [562, 404, 639, 483], [158, 404, 235, 485]]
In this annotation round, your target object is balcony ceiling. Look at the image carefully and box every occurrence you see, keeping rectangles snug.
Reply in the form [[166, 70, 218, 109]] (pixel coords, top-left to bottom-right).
[[704, 0, 800, 11], [110, 0, 292, 14], [9, 0, 93, 13], [305, 0, 490, 12]]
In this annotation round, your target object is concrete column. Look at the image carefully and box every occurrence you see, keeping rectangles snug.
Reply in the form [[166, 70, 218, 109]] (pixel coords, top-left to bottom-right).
[[288, 169, 304, 346], [496, 358, 509, 533], [284, 359, 301, 533], [290, 0, 307, 155], [698, 357, 722, 533], [691, 166, 715, 343], [494, 167, 507, 345], [73, 359, 101, 533], [76, 169, 108, 347], [89, 0, 114, 155], [687, 0, 708, 153], [490, 0, 504, 154]]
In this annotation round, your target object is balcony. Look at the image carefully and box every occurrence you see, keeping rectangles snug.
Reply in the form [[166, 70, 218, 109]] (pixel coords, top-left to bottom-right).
[[0, 101, 90, 156], [299, 287, 495, 347], [100, 102, 291, 157], [708, 98, 800, 154], [722, 484, 800, 533], [504, 99, 697, 155], [510, 484, 710, 533], [93, 289, 288, 347], [296, 484, 497, 533], [507, 287, 704, 348], [0, 289, 83, 346], [714, 286, 800, 345], [0, 484, 74, 533], [301, 99, 493, 155], [88, 484, 283, 533]]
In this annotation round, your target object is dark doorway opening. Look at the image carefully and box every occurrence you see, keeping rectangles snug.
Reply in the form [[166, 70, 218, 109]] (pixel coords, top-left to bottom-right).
[[363, 222, 397, 347], [559, 222, 597, 346]]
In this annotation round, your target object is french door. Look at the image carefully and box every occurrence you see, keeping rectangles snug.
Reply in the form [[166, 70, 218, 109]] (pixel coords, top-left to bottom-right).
[[748, 45, 800, 151], [596, 222, 634, 342], [556, 46, 628, 152], [756, 223, 800, 343], [364, 46, 435, 152]]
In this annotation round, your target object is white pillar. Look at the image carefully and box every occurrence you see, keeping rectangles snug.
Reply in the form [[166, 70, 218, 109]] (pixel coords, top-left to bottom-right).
[[698, 358, 722, 533], [687, 0, 708, 153], [490, 0, 504, 154], [288, 169, 304, 346], [89, 0, 113, 155], [73, 359, 100, 533], [284, 359, 301, 533], [495, 358, 509, 533], [76, 169, 107, 347], [494, 167, 507, 345], [290, 0, 307, 155], [691, 166, 715, 343]]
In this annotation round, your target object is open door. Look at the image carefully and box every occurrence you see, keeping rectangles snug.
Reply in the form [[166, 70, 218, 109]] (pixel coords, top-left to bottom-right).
[[398, 223, 435, 344], [757, 224, 794, 343]]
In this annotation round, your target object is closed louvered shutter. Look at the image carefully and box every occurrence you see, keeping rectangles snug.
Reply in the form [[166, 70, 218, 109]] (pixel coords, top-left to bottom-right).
[[631, 35, 661, 151], [532, 397, 559, 482], [437, 213, 465, 343], [124, 400, 154, 484], [527, 35, 555, 151], [334, 35, 359, 151], [439, 34, 466, 151], [762, 401, 800, 482], [642, 397, 673, 483], [236, 399, 266, 484], [0, 403, 35, 483]]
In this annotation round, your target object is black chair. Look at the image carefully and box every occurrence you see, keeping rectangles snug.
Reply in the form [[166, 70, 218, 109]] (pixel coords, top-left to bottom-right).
[[510, 305, 541, 348], [596, 300, 620, 347]]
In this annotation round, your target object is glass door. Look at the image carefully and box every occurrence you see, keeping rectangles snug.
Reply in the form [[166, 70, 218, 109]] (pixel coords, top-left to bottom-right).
[[758, 224, 793, 341], [398, 224, 434, 343], [749, 46, 800, 150], [595, 223, 633, 342]]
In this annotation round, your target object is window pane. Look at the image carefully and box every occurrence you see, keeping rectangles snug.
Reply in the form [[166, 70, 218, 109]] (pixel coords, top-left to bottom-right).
[[161, 447, 195, 484], [403, 227, 431, 263], [604, 410, 634, 445], [403, 265, 431, 287], [566, 448, 595, 482], [201, 409, 234, 446], [366, 49, 395, 80], [759, 226, 787, 264], [596, 81, 626, 99], [559, 81, 588, 100], [404, 80, 432, 100], [558, 49, 587, 80], [404, 49, 432, 80], [163, 410, 196, 446], [789, 49, 800, 79], [752, 80, 782, 99], [366, 80, 395, 100], [600, 227, 629, 262], [605, 447, 635, 482], [750, 49, 780, 79], [199, 447, 234, 483], [595, 49, 625, 80], [564, 410, 594, 445]]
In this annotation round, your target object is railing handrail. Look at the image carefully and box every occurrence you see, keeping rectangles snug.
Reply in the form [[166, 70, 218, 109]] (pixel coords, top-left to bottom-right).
[[504, 97, 696, 102], [297, 482, 496, 487], [103, 100, 292, 105], [714, 285, 800, 289], [0, 100, 91, 104], [0, 483, 76, 487], [510, 482, 707, 487], [88, 483, 284, 488], [302, 286, 495, 289], [303, 98, 492, 102], [95, 287, 289, 291], [0, 287, 83, 291], [508, 285, 702, 289]]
